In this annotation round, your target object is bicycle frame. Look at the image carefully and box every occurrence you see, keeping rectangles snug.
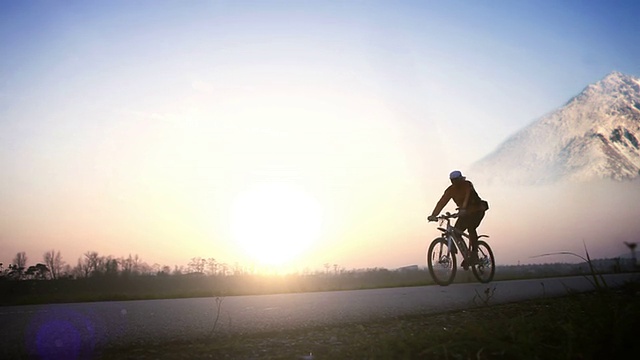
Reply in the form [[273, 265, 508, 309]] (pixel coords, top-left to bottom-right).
[[436, 213, 488, 261], [437, 216, 469, 259]]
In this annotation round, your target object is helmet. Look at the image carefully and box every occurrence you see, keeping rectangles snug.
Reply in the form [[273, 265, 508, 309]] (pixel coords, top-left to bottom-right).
[[449, 170, 464, 180]]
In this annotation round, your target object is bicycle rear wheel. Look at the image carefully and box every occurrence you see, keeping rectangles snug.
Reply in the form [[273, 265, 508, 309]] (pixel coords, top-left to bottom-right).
[[427, 237, 457, 286], [472, 240, 495, 283]]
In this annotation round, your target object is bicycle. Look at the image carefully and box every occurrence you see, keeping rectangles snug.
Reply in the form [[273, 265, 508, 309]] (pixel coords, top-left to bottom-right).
[[427, 212, 495, 286]]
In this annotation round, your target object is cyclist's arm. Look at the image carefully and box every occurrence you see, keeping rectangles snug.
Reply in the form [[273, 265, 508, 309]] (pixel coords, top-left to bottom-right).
[[430, 188, 452, 217]]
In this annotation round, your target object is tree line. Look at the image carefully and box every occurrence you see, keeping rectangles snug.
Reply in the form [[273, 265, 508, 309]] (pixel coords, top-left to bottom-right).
[[0, 250, 237, 281]]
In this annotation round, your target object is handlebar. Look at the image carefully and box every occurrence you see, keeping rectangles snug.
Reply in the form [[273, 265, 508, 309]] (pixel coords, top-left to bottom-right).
[[427, 211, 459, 222], [438, 212, 458, 220]]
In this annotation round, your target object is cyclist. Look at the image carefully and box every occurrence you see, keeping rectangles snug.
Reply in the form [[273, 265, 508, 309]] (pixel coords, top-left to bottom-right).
[[427, 170, 488, 270]]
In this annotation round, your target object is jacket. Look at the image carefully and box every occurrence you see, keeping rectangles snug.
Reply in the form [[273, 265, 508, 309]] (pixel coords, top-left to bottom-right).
[[430, 180, 485, 216]]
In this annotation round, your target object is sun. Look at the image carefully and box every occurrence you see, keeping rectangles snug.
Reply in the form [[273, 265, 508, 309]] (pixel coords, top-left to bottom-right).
[[230, 183, 323, 267]]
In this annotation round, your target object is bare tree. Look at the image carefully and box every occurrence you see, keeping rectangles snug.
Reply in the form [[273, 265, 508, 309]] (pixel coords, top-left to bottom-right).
[[121, 254, 133, 275], [104, 256, 119, 276], [151, 263, 161, 274], [62, 264, 73, 278], [137, 260, 152, 275], [120, 254, 145, 275], [160, 265, 172, 275], [173, 265, 184, 275], [131, 254, 142, 274], [43, 250, 65, 279], [206, 258, 217, 275], [83, 251, 105, 276], [220, 263, 229, 276], [13, 252, 27, 270], [188, 257, 206, 274], [73, 257, 90, 278]]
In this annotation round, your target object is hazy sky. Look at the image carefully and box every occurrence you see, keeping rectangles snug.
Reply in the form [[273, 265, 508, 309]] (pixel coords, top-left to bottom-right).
[[2, 1, 639, 272]]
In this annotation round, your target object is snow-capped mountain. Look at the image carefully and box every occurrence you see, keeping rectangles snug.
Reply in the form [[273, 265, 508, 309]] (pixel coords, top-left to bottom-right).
[[471, 71, 640, 185]]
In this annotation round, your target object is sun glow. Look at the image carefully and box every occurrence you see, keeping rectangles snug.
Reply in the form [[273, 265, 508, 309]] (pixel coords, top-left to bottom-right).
[[230, 183, 323, 266]]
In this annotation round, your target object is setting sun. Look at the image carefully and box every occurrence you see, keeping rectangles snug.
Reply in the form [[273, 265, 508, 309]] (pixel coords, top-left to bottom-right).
[[2, 0, 639, 276], [230, 183, 323, 266]]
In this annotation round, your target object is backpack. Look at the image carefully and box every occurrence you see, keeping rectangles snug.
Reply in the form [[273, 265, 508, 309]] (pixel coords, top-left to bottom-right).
[[469, 181, 489, 211]]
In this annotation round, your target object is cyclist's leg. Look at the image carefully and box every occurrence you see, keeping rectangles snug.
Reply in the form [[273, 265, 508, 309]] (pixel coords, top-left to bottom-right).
[[453, 216, 469, 237], [454, 217, 471, 269], [466, 211, 485, 262]]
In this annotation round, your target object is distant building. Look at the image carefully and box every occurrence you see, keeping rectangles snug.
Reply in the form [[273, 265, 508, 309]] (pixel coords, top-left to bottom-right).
[[397, 265, 420, 272]]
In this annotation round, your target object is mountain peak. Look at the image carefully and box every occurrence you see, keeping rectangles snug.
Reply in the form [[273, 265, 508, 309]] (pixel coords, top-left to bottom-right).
[[603, 70, 626, 81], [472, 71, 640, 185], [594, 70, 639, 90], [568, 71, 640, 106]]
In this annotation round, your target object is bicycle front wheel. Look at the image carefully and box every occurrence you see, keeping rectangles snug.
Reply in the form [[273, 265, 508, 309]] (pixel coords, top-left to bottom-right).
[[472, 240, 495, 283], [427, 237, 457, 286]]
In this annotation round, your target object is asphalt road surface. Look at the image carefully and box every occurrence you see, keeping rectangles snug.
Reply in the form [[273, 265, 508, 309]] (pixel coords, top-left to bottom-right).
[[1, 273, 637, 358]]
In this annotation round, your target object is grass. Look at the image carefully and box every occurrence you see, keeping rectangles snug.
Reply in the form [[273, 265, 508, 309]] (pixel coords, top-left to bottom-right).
[[97, 281, 640, 360]]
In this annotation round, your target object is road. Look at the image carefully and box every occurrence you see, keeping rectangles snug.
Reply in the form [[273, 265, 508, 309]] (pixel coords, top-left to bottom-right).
[[1, 273, 637, 358]]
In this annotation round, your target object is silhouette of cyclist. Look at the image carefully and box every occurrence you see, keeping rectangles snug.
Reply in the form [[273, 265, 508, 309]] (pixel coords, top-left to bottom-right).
[[428, 170, 489, 270]]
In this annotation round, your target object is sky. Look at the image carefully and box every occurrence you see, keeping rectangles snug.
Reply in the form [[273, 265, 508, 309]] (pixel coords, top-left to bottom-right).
[[1, 0, 640, 273]]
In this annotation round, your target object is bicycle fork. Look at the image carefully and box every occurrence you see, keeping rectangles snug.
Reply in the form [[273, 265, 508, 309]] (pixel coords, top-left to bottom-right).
[[436, 236, 455, 263]]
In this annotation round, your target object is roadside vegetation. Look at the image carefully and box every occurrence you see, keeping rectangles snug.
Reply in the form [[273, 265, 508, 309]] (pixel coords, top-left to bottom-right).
[[1, 248, 638, 306]]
